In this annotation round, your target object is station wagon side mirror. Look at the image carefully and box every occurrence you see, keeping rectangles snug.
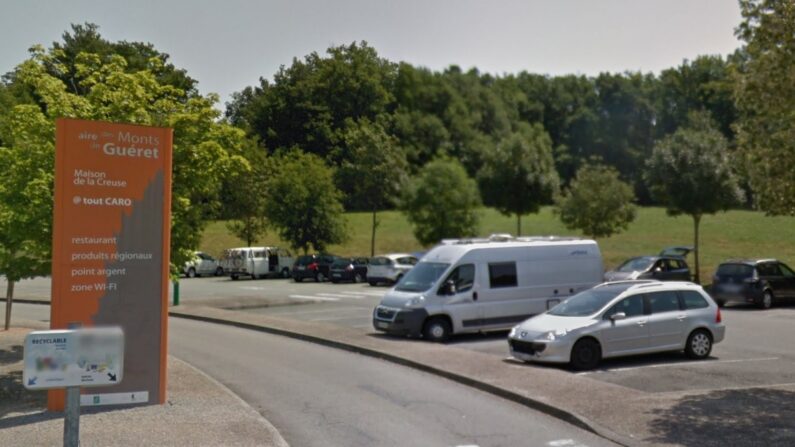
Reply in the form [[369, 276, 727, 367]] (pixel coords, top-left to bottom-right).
[[441, 279, 457, 295], [610, 312, 627, 321]]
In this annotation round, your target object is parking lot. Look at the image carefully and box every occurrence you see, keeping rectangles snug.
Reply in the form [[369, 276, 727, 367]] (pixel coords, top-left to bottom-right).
[[9, 274, 795, 396], [160, 276, 795, 395]]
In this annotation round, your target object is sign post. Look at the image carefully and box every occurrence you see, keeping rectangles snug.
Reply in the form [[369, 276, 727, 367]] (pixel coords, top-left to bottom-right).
[[49, 119, 172, 410], [23, 327, 125, 446]]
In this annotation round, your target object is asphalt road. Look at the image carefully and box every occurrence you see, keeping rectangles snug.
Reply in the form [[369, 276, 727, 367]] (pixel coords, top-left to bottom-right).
[[11, 303, 614, 447]]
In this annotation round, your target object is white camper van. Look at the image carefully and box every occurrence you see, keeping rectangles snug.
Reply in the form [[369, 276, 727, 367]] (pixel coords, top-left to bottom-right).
[[372, 236, 603, 341], [220, 246, 295, 280]]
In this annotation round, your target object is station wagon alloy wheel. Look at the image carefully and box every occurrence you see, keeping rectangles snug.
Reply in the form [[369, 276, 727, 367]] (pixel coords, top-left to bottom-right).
[[686, 330, 712, 359], [761, 291, 773, 309]]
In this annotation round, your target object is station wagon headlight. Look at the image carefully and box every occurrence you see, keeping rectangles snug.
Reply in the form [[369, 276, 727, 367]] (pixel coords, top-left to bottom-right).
[[539, 329, 568, 341], [509, 326, 519, 338], [404, 296, 426, 308]]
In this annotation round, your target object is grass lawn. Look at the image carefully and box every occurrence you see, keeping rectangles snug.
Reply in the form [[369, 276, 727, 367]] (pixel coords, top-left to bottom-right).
[[200, 207, 795, 283]]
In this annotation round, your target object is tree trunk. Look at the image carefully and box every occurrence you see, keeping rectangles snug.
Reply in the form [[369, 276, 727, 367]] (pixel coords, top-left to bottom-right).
[[517, 214, 522, 237], [693, 214, 701, 284], [370, 208, 378, 257], [4, 279, 14, 331]]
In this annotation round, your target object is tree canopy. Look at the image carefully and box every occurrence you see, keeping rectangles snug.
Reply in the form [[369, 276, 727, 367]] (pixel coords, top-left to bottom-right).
[[401, 158, 481, 246]]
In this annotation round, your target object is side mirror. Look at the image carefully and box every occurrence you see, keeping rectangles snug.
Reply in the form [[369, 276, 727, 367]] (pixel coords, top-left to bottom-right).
[[610, 312, 627, 321], [442, 280, 457, 295]]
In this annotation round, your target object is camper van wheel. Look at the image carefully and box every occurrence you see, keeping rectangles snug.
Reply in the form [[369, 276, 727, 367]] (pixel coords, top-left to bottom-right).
[[281, 268, 290, 278], [231, 274, 239, 281], [423, 317, 451, 343]]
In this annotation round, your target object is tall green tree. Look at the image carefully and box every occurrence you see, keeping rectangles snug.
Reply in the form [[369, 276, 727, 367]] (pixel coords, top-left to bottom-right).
[[336, 119, 407, 256], [401, 158, 481, 246], [645, 112, 744, 283], [263, 151, 347, 253], [555, 163, 636, 239], [477, 123, 559, 235], [734, 0, 795, 215], [224, 146, 269, 247], [0, 41, 246, 328]]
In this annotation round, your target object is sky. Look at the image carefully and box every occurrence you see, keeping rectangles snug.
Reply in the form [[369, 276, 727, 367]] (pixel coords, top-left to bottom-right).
[[1, 1, 743, 108]]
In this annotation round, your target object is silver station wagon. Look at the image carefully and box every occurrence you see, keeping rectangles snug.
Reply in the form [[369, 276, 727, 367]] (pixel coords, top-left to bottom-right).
[[508, 281, 725, 370]]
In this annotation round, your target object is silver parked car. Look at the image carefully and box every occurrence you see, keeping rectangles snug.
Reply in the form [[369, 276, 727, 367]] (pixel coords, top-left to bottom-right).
[[367, 254, 419, 286], [508, 280, 725, 370], [183, 251, 224, 278]]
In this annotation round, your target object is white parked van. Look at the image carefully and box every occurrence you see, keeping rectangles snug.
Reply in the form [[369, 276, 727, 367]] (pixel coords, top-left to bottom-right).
[[220, 247, 295, 280], [372, 236, 604, 341]]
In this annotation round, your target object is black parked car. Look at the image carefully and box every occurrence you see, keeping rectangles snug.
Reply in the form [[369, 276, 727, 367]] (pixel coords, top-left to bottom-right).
[[711, 259, 795, 309], [292, 254, 338, 282], [604, 247, 693, 282], [329, 257, 369, 283]]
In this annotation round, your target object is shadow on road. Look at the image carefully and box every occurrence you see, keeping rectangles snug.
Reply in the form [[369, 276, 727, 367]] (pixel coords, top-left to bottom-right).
[[645, 388, 795, 446]]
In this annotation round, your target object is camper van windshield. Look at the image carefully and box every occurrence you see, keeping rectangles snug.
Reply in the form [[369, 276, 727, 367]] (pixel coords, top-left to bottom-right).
[[395, 262, 450, 292]]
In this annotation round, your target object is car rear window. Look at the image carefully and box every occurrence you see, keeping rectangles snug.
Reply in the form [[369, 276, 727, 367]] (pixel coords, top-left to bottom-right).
[[332, 259, 352, 268], [296, 255, 315, 265], [716, 264, 754, 277], [682, 291, 709, 309], [370, 257, 392, 266]]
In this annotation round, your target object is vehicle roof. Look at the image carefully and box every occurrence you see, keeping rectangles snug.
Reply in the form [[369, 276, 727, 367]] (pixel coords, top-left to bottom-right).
[[422, 239, 598, 263], [226, 246, 280, 251], [719, 259, 778, 265], [373, 253, 413, 260], [598, 280, 704, 295]]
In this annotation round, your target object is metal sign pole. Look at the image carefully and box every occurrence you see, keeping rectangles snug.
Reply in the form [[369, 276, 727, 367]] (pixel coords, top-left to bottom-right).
[[64, 386, 80, 447]]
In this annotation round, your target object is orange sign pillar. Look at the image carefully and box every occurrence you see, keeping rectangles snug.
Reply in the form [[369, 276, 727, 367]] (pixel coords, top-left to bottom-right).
[[49, 118, 172, 410]]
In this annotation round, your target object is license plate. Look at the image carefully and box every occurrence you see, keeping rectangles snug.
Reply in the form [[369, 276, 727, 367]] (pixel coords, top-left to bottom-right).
[[297, 266, 305, 271], [332, 273, 341, 277], [376, 321, 388, 329], [721, 284, 742, 293]]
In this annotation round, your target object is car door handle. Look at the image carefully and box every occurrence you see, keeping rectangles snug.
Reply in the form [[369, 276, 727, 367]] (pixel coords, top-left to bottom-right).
[[472, 291, 478, 301], [677, 315, 687, 321], [636, 320, 647, 326]]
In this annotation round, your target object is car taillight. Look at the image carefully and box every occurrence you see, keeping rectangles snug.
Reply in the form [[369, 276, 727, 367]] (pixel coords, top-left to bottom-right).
[[716, 307, 722, 323], [346, 264, 354, 271], [308, 262, 318, 271]]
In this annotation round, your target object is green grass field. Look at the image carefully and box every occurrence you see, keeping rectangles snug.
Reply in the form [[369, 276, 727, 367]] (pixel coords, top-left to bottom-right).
[[200, 207, 795, 282]]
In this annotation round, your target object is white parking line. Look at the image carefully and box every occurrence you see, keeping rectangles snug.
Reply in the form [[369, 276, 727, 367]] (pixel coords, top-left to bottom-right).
[[548, 439, 588, 447], [315, 293, 365, 299], [577, 356, 781, 375], [288, 294, 340, 302], [344, 291, 386, 296]]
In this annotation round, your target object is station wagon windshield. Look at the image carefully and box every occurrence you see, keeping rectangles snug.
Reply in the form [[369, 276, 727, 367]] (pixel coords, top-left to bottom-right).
[[395, 262, 450, 292], [617, 257, 654, 272], [548, 288, 625, 317]]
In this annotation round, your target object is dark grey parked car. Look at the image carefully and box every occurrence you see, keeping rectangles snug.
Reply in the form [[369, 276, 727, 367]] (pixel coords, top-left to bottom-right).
[[711, 259, 795, 309], [604, 247, 692, 282]]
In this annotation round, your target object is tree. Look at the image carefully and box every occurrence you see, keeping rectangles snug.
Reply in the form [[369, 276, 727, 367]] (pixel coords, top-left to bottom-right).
[[554, 163, 636, 239], [224, 146, 269, 247], [477, 123, 559, 235], [336, 119, 407, 256], [0, 105, 54, 330], [401, 158, 481, 246], [263, 151, 347, 253], [645, 112, 744, 283], [0, 40, 246, 328], [734, 0, 795, 215]]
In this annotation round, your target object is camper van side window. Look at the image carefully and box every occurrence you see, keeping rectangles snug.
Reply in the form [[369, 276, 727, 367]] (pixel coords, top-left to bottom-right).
[[488, 262, 517, 288]]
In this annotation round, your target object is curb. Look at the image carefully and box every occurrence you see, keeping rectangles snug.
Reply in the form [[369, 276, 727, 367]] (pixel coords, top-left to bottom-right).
[[169, 310, 636, 447]]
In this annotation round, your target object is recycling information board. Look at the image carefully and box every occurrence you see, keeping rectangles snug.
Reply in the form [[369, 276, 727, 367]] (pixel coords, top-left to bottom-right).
[[24, 328, 125, 390], [49, 118, 172, 409]]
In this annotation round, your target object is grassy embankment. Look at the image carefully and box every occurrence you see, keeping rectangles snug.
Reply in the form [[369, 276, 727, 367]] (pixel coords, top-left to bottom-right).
[[200, 207, 795, 282]]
